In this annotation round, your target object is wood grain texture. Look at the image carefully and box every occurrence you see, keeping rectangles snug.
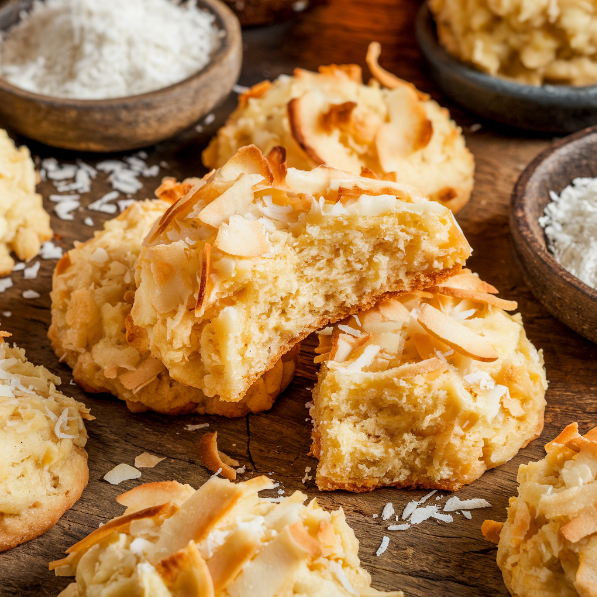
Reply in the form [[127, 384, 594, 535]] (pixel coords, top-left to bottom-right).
[[0, 0, 242, 152], [0, 0, 587, 595]]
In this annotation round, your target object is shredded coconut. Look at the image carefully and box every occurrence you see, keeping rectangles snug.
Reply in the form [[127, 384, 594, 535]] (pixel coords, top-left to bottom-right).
[[40, 241, 63, 259], [0, 278, 13, 292], [376, 536, 390, 556], [185, 423, 209, 431], [540, 177, 597, 289], [23, 261, 40, 279], [23, 290, 40, 299], [381, 502, 395, 520], [387, 523, 410, 531], [0, 0, 221, 99], [444, 497, 492, 512]]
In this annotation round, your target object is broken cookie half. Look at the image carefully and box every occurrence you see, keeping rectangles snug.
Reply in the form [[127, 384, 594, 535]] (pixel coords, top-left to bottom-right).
[[51, 475, 404, 597], [49, 196, 298, 417], [310, 270, 547, 492], [131, 145, 470, 403], [203, 43, 474, 212]]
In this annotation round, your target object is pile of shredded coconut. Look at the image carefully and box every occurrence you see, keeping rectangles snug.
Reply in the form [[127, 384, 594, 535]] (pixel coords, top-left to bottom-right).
[[539, 177, 597, 289], [0, 0, 221, 99]]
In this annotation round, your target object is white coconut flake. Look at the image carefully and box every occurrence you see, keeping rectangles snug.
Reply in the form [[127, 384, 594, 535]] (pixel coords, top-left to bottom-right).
[[12, 262, 25, 271], [0, 278, 13, 293], [329, 561, 358, 596], [84, 217, 94, 226], [432, 512, 454, 523], [89, 247, 109, 264], [236, 465, 246, 474], [387, 523, 410, 531], [185, 423, 209, 431], [376, 536, 390, 556], [451, 308, 476, 321], [410, 505, 439, 525], [232, 84, 249, 94], [302, 466, 312, 484], [118, 199, 135, 212], [444, 497, 492, 512], [401, 500, 419, 520], [88, 191, 119, 213], [104, 463, 142, 485], [204, 113, 215, 125], [54, 200, 80, 220], [418, 490, 438, 504], [40, 241, 63, 259], [319, 327, 333, 335], [23, 290, 40, 299], [345, 344, 381, 372], [2, 311, 11, 317], [462, 510, 472, 519], [381, 502, 395, 520], [23, 261, 40, 279], [54, 408, 77, 439], [338, 324, 361, 337]]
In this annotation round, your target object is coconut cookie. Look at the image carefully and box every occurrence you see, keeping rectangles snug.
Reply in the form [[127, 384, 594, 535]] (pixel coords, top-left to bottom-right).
[[49, 197, 299, 417], [0, 333, 92, 552], [131, 145, 470, 403], [0, 129, 52, 274], [203, 43, 474, 213], [51, 475, 404, 597], [310, 270, 547, 492], [483, 423, 597, 597]]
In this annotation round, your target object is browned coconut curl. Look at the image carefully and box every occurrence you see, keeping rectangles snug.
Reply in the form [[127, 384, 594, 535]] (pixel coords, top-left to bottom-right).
[[197, 432, 239, 481]]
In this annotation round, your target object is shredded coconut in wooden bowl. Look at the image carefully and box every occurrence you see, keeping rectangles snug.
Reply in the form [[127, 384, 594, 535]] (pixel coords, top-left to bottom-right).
[[0, 0, 221, 99], [540, 177, 597, 290]]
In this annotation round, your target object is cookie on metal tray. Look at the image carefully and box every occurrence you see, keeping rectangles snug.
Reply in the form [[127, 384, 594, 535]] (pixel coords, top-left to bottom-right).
[[51, 475, 404, 597], [310, 270, 547, 492], [0, 129, 52, 275], [0, 333, 92, 552], [203, 43, 474, 212], [49, 195, 299, 416], [483, 423, 597, 597], [131, 144, 470, 404]]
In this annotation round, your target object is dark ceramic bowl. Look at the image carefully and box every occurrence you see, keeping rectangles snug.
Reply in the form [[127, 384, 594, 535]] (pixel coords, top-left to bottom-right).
[[416, 4, 597, 133], [511, 126, 597, 343], [0, 0, 242, 152]]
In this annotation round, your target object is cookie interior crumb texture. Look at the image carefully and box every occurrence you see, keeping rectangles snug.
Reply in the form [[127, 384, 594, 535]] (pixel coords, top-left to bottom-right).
[[310, 270, 547, 492], [131, 145, 470, 403], [49, 197, 298, 417]]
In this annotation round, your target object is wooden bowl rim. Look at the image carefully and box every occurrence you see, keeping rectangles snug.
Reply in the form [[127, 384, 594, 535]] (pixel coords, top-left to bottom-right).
[[511, 125, 597, 303], [0, 0, 240, 107], [418, 4, 597, 100]]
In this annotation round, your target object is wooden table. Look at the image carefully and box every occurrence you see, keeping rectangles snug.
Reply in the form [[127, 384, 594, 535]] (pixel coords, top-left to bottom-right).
[[1, 1, 588, 595]]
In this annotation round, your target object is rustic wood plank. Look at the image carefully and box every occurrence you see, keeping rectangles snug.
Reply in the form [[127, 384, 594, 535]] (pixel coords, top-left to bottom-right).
[[0, 0, 587, 595]]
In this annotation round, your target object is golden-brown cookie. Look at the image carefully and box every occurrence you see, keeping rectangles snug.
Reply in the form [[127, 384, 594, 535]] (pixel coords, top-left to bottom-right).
[[203, 45, 474, 212], [0, 129, 52, 274], [131, 145, 470, 403], [49, 199, 298, 416], [310, 270, 547, 492], [51, 475, 404, 597], [0, 334, 92, 551], [483, 423, 597, 597]]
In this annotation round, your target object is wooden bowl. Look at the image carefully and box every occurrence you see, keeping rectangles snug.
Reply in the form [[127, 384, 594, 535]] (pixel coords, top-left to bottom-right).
[[416, 4, 597, 133], [511, 126, 597, 343], [0, 0, 242, 152]]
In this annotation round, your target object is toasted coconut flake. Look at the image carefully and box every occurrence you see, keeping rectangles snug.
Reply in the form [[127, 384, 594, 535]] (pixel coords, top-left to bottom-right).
[[155, 178, 198, 204], [539, 484, 597, 519], [376, 86, 433, 167], [146, 477, 245, 565], [318, 63, 363, 83], [545, 422, 580, 453], [482, 520, 504, 544], [218, 451, 239, 468], [198, 173, 262, 228], [119, 357, 166, 391], [214, 145, 273, 185], [288, 521, 322, 558], [439, 273, 499, 294], [417, 304, 499, 362], [560, 506, 597, 543], [66, 503, 171, 554], [366, 41, 429, 100], [287, 95, 326, 165], [0, 331, 11, 345], [208, 528, 260, 593], [575, 539, 597, 596], [214, 216, 269, 257], [197, 432, 237, 481], [266, 146, 288, 187], [135, 452, 166, 469], [156, 541, 214, 596], [104, 463, 142, 485], [428, 286, 517, 311], [321, 101, 357, 132], [239, 80, 272, 107], [565, 436, 597, 456], [117, 481, 194, 514], [195, 243, 213, 317], [55, 253, 71, 276], [360, 167, 379, 180], [48, 551, 77, 572], [377, 298, 411, 322], [394, 357, 447, 378]]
